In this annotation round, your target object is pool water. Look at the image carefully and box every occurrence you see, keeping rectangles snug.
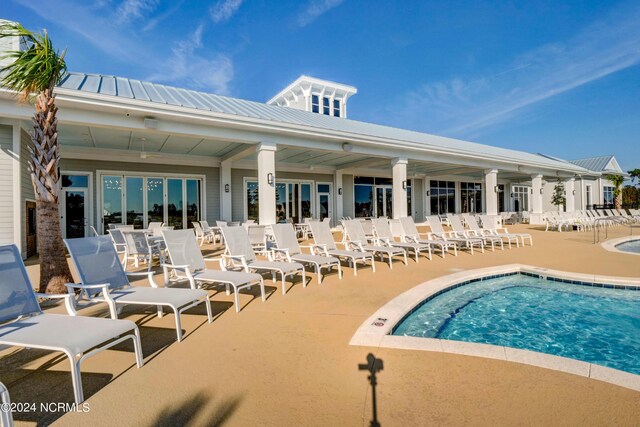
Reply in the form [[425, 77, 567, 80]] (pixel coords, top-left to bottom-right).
[[616, 239, 640, 254], [393, 274, 640, 375]]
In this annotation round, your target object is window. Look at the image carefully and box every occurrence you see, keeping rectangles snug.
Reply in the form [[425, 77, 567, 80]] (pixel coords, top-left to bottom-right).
[[317, 184, 330, 193], [323, 97, 330, 115], [62, 174, 89, 188], [246, 181, 259, 220], [311, 95, 319, 113], [498, 184, 505, 212], [585, 184, 592, 208], [354, 185, 374, 218], [460, 182, 482, 213], [101, 174, 202, 232], [333, 99, 340, 117], [511, 185, 530, 212], [603, 186, 615, 205], [430, 181, 455, 214]]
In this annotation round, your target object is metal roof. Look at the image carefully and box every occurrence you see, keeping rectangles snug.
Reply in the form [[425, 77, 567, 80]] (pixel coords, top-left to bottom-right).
[[568, 156, 617, 173], [57, 72, 589, 173]]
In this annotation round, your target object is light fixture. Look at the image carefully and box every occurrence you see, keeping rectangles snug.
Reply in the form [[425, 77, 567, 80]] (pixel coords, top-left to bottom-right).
[[402, 180, 407, 190], [426, 190, 430, 196], [342, 143, 353, 152], [540, 188, 544, 195], [510, 193, 514, 198], [494, 185, 499, 193], [224, 184, 230, 193], [267, 173, 274, 185], [338, 188, 343, 195], [572, 189, 576, 196]]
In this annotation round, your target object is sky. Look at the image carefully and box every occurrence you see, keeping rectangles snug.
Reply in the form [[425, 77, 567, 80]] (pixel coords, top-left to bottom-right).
[[3, 0, 640, 173]]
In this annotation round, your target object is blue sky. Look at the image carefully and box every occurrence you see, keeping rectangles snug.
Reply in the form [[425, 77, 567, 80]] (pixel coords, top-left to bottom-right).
[[4, 0, 640, 172]]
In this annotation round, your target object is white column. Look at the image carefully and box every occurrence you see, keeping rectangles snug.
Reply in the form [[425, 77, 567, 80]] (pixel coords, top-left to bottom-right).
[[12, 123, 22, 256], [484, 169, 498, 216], [565, 177, 575, 213], [220, 160, 232, 221], [334, 170, 343, 222], [391, 158, 408, 219], [529, 174, 544, 224], [257, 143, 277, 225], [424, 177, 431, 216]]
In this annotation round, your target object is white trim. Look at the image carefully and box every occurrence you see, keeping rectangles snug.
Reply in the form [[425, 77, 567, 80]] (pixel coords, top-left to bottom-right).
[[12, 122, 21, 254], [316, 182, 333, 222]]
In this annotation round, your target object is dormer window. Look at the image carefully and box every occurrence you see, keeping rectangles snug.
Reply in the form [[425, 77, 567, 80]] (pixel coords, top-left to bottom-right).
[[333, 99, 340, 117], [311, 95, 319, 113], [322, 97, 330, 115]]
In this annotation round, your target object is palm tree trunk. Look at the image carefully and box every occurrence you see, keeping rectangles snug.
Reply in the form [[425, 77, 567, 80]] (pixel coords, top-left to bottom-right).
[[30, 89, 73, 293]]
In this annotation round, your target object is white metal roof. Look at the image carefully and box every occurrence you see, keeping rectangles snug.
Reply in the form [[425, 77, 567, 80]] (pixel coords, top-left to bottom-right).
[[569, 156, 622, 173], [56, 72, 589, 174]]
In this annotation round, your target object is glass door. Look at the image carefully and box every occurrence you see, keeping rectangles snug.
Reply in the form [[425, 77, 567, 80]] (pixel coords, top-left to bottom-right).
[[167, 178, 184, 228], [374, 186, 392, 218], [512, 185, 530, 212], [316, 183, 332, 221], [125, 177, 144, 228], [62, 189, 88, 238]]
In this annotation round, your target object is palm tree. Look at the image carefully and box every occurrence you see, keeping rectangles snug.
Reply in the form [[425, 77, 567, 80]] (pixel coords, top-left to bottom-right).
[[604, 174, 625, 211], [0, 22, 72, 293]]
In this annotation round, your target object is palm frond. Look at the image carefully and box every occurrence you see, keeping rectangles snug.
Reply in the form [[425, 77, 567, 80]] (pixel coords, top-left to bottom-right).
[[0, 22, 67, 96]]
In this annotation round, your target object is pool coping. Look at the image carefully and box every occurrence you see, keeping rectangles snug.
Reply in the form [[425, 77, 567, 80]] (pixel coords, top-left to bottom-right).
[[601, 235, 640, 256], [350, 264, 640, 392]]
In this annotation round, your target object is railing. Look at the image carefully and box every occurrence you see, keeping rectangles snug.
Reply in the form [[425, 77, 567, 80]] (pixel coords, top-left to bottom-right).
[[592, 218, 610, 244]]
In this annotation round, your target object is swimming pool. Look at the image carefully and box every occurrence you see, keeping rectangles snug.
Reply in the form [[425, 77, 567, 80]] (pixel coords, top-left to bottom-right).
[[616, 239, 640, 254], [393, 273, 640, 375]]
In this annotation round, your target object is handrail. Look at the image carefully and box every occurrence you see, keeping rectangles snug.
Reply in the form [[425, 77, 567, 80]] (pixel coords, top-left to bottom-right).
[[593, 218, 610, 244]]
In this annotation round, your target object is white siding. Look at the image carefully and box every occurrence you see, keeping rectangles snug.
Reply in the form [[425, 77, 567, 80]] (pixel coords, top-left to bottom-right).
[[0, 125, 15, 245]]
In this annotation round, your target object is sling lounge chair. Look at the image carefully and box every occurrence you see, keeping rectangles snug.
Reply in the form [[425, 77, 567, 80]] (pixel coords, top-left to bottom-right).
[[342, 220, 407, 268], [271, 223, 342, 284], [0, 244, 143, 404], [398, 216, 457, 258], [371, 218, 432, 262], [426, 215, 484, 254], [308, 220, 375, 275], [220, 226, 306, 295], [449, 215, 503, 251], [162, 229, 265, 312], [64, 236, 212, 341]]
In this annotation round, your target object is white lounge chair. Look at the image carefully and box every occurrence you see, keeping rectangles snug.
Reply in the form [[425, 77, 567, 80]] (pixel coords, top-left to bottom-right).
[[426, 215, 484, 254], [0, 382, 13, 427], [162, 229, 265, 312], [462, 214, 518, 248], [0, 244, 143, 404], [371, 218, 432, 262], [342, 220, 407, 268], [122, 230, 164, 271], [271, 223, 342, 284], [308, 220, 376, 275], [220, 226, 306, 295], [478, 215, 533, 246], [398, 217, 457, 258], [64, 236, 212, 341], [449, 215, 503, 251]]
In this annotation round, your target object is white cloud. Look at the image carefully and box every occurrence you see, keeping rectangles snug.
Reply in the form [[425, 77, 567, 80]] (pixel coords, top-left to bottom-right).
[[147, 24, 234, 94], [295, 0, 343, 28], [115, 0, 159, 24], [209, 0, 243, 23], [390, 4, 640, 138]]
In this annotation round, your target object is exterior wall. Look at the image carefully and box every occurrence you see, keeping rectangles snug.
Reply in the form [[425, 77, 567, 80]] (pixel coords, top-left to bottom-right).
[[0, 125, 15, 246], [343, 174, 354, 218], [60, 159, 220, 227], [20, 129, 34, 256], [231, 168, 334, 222]]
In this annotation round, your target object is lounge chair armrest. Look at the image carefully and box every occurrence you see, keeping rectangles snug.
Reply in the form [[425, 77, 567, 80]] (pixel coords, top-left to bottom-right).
[[271, 247, 292, 262], [125, 271, 159, 288], [34, 292, 78, 316], [220, 254, 249, 272], [309, 243, 329, 256]]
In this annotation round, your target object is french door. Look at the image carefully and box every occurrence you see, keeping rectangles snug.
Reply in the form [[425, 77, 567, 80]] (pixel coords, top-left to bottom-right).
[[61, 188, 89, 238], [275, 181, 313, 223], [375, 186, 392, 218]]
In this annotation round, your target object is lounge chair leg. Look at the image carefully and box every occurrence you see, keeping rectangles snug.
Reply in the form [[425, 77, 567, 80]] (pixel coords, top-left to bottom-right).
[[205, 295, 213, 323], [338, 262, 343, 279], [234, 287, 241, 313], [282, 274, 286, 295], [174, 309, 183, 341], [260, 279, 266, 302], [225, 284, 231, 296], [68, 354, 84, 404], [316, 264, 322, 284], [354, 260, 357, 276], [133, 328, 144, 367]]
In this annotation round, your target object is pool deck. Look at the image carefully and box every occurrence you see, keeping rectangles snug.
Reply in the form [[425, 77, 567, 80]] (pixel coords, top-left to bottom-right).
[[5, 224, 640, 426]]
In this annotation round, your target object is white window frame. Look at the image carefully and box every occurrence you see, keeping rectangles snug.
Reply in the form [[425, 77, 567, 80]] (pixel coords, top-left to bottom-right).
[[243, 177, 316, 222], [97, 170, 206, 233], [316, 181, 333, 221]]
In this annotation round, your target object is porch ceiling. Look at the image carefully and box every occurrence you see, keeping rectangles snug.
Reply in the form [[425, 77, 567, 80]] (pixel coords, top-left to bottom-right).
[[57, 124, 250, 157]]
